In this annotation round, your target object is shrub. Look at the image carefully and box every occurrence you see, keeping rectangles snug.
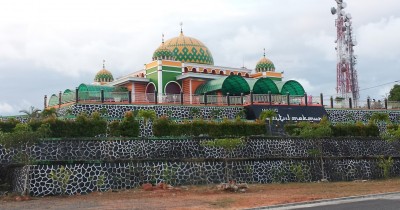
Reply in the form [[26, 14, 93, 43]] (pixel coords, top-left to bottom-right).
[[0, 118, 19, 133], [285, 121, 379, 137], [108, 120, 121, 137], [119, 111, 139, 137], [153, 116, 174, 137], [0, 124, 39, 149], [378, 156, 394, 179]]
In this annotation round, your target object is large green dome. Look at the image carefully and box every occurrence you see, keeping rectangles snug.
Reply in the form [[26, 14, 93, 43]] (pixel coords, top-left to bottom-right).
[[159, 32, 214, 65]]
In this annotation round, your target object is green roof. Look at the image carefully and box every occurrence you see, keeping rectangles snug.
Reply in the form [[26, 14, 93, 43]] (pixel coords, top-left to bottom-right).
[[247, 78, 280, 94], [275, 80, 305, 96], [195, 75, 250, 95], [78, 84, 115, 92], [48, 94, 59, 106], [62, 89, 75, 103]]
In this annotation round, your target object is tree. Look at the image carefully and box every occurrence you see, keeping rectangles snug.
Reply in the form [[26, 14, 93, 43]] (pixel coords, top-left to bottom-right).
[[137, 110, 156, 126], [19, 106, 41, 122], [369, 112, 389, 124], [41, 108, 57, 119], [388, 84, 400, 101], [259, 110, 277, 135]]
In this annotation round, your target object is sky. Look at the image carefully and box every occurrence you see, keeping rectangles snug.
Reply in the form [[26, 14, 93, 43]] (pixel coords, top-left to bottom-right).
[[1, 0, 400, 115]]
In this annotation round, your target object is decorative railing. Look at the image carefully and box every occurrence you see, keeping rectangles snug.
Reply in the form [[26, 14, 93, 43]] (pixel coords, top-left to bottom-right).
[[45, 90, 399, 110]]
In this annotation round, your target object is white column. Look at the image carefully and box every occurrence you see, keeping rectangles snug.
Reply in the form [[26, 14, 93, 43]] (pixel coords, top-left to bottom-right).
[[157, 60, 163, 103], [190, 79, 193, 104]]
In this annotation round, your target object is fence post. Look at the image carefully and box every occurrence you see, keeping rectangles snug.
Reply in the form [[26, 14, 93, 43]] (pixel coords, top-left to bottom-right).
[[75, 88, 79, 103], [349, 97, 352, 109], [204, 93, 207, 105], [128, 91, 132, 104], [58, 91, 62, 108], [154, 90, 158, 104], [384, 98, 388, 109], [101, 89, 104, 103], [240, 93, 244, 105], [304, 93, 308, 106], [320, 93, 324, 106], [250, 91, 253, 105], [44, 95, 47, 109], [367, 97, 371, 109], [268, 91, 272, 105], [180, 91, 184, 105], [227, 92, 230, 106], [286, 92, 290, 105], [330, 96, 334, 108]]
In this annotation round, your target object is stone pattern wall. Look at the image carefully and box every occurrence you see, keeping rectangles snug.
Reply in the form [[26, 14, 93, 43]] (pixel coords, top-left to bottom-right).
[[2, 138, 399, 164], [326, 109, 400, 124], [3, 137, 400, 196], [12, 159, 400, 196], [58, 104, 243, 120]]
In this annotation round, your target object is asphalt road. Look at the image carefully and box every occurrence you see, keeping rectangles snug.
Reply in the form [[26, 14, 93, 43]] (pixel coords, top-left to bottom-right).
[[264, 193, 400, 210]]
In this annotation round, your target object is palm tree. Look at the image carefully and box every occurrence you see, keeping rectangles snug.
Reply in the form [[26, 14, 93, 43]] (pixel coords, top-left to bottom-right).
[[259, 110, 277, 135], [19, 106, 41, 122], [137, 110, 157, 126], [370, 112, 389, 124]]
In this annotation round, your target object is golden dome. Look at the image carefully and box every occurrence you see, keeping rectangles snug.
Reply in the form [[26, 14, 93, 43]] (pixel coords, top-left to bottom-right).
[[159, 32, 214, 65], [255, 51, 275, 72], [94, 68, 114, 84]]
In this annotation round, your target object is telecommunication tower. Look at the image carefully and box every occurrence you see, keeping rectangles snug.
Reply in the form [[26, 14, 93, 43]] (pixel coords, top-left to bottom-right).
[[331, 0, 359, 105]]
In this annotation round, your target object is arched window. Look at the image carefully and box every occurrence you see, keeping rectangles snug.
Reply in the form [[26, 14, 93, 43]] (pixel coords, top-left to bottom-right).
[[238, 72, 242, 76], [219, 71, 224, 75], [192, 68, 197, 73], [203, 69, 208, 74], [212, 70, 216, 74], [230, 72, 234, 76], [184, 67, 189, 73]]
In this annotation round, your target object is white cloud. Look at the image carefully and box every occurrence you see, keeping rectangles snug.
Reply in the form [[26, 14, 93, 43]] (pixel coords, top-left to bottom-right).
[[357, 16, 400, 60], [0, 102, 14, 114]]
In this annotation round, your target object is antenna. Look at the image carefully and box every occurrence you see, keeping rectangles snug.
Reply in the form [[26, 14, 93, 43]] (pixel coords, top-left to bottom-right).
[[331, 0, 359, 106]]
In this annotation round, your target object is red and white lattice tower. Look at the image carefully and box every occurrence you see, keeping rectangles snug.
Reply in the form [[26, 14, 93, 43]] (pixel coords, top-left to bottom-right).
[[331, 0, 359, 106]]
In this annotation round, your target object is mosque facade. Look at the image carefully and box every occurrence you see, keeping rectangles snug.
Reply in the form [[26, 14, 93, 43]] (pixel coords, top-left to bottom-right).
[[48, 29, 305, 107]]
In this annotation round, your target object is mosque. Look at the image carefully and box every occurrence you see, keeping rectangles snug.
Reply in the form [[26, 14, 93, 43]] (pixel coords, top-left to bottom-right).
[[47, 28, 305, 107]]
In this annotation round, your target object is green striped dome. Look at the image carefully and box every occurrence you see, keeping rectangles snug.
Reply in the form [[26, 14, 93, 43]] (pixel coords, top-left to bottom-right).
[[94, 68, 114, 84], [255, 56, 275, 72], [152, 43, 175, 60], [161, 32, 214, 65]]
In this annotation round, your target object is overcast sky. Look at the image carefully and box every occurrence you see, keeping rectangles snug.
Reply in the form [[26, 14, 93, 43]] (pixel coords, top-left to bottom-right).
[[1, 0, 400, 115]]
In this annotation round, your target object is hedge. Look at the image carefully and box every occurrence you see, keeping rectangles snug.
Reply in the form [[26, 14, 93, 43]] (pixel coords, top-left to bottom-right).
[[153, 118, 265, 137]]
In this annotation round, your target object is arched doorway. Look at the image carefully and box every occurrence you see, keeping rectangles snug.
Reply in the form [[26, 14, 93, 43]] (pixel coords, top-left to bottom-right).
[[164, 81, 182, 103], [145, 83, 156, 102]]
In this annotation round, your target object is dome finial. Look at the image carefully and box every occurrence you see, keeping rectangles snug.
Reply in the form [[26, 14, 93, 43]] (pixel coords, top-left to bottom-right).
[[162, 33, 164, 44], [103, 59, 106, 69], [180, 21, 183, 34], [263, 48, 266, 57]]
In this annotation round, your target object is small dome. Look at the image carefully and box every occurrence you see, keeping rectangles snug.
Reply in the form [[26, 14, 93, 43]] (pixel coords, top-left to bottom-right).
[[157, 31, 214, 65], [255, 50, 275, 72], [94, 68, 114, 84], [152, 43, 175, 61]]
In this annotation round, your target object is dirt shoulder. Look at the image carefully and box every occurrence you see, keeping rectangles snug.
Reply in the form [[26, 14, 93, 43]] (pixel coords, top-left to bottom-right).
[[2, 179, 400, 210]]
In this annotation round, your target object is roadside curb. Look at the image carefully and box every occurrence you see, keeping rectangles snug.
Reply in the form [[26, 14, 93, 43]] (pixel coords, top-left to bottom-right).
[[245, 191, 400, 210]]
